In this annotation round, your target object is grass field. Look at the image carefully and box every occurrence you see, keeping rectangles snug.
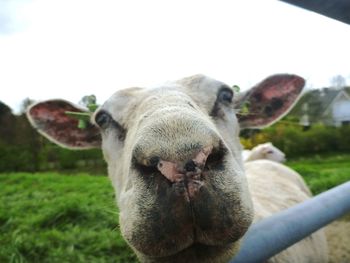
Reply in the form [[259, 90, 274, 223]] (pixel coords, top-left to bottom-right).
[[0, 173, 136, 263], [286, 153, 350, 194], [1, 153, 349, 262]]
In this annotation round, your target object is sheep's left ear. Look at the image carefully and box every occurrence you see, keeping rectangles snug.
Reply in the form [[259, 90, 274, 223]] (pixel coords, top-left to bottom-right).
[[235, 74, 305, 129], [27, 100, 101, 149]]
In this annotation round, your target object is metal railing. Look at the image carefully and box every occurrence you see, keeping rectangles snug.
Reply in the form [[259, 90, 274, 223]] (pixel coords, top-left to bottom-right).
[[230, 181, 350, 263]]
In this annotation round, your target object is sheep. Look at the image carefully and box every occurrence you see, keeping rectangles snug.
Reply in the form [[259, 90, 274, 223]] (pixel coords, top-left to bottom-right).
[[243, 143, 312, 196], [243, 142, 286, 163], [26, 74, 328, 263], [245, 159, 327, 262]]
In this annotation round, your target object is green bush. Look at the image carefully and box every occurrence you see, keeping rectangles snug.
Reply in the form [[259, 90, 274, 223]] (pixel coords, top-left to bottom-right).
[[241, 124, 350, 158], [0, 143, 37, 172], [0, 142, 105, 173], [336, 126, 350, 151]]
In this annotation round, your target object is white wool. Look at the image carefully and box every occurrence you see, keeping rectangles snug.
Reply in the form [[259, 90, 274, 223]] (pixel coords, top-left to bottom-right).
[[244, 142, 286, 163]]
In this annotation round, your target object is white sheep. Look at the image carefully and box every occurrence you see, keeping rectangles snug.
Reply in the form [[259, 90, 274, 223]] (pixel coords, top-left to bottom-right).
[[26, 74, 327, 263], [243, 142, 286, 163]]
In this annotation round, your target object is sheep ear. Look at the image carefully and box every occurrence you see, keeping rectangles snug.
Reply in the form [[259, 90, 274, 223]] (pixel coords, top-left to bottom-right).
[[235, 74, 305, 129], [26, 99, 101, 149]]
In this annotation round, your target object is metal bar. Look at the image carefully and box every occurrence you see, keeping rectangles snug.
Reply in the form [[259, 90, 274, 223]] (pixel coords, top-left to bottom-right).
[[230, 181, 350, 263], [279, 0, 350, 25]]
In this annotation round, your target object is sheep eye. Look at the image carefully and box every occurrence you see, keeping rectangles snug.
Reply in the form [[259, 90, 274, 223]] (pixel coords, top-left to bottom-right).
[[218, 87, 234, 104], [94, 110, 127, 140], [95, 111, 112, 129]]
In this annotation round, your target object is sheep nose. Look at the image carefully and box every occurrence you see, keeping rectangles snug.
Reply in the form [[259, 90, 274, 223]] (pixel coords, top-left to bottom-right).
[[156, 146, 213, 183], [184, 160, 197, 172]]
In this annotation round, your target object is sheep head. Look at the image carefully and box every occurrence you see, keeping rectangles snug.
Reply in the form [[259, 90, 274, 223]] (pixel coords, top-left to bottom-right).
[[27, 74, 304, 262]]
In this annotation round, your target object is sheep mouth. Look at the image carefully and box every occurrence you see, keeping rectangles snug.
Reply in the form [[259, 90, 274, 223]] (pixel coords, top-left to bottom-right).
[[145, 241, 239, 262], [169, 176, 202, 201], [127, 147, 251, 259], [127, 168, 250, 258]]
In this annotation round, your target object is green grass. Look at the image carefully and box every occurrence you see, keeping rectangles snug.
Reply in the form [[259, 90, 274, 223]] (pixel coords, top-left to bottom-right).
[[1, 154, 349, 262], [287, 153, 350, 194], [0, 172, 136, 263]]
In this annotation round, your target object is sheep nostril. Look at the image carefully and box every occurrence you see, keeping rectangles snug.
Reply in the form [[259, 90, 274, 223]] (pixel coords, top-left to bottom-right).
[[184, 160, 197, 172], [133, 156, 160, 175], [149, 156, 160, 167], [205, 148, 226, 171]]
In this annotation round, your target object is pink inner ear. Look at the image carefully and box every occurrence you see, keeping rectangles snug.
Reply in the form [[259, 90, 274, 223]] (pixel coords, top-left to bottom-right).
[[28, 100, 101, 149], [260, 76, 303, 100], [237, 74, 305, 128]]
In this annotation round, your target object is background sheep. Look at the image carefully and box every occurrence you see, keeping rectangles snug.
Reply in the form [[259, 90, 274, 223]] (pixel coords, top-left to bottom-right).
[[243, 142, 286, 163], [245, 160, 327, 262]]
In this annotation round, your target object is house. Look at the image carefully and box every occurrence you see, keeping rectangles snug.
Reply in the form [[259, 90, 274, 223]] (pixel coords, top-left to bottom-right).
[[290, 87, 350, 127]]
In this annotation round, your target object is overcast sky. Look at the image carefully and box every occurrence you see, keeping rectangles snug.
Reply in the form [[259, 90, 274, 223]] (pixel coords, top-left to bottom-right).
[[1, 0, 350, 113]]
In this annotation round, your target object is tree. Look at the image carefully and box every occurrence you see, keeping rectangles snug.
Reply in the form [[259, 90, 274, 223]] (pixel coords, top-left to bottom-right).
[[0, 101, 16, 144], [19, 98, 35, 114], [330, 75, 347, 89]]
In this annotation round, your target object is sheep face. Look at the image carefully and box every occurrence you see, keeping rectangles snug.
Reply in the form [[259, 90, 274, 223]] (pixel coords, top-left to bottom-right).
[[27, 74, 304, 262], [94, 76, 253, 261], [260, 143, 286, 163], [246, 142, 286, 163]]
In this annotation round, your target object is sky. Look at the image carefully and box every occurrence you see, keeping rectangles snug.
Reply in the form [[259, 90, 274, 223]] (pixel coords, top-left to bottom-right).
[[1, 0, 350, 113]]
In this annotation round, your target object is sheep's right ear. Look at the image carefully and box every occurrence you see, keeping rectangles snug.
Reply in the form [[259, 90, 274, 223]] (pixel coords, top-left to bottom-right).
[[27, 100, 101, 149], [235, 74, 305, 129]]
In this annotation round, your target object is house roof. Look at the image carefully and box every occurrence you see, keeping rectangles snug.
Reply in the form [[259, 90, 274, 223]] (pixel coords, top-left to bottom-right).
[[289, 87, 350, 123], [323, 89, 350, 116]]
